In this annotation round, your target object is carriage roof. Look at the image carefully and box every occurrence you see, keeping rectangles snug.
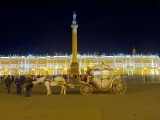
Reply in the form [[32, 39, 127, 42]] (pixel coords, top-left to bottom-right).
[[91, 64, 113, 73]]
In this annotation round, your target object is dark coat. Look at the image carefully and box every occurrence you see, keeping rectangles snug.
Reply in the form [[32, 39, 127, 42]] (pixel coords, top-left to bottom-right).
[[5, 76, 12, 85], [14, 77, 23, 85], [20, 75, 26, 83], [25, 77, 33, 90]]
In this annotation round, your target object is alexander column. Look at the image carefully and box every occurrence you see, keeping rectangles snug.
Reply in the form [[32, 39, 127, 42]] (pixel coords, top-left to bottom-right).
[[70, 12, 79, 75]]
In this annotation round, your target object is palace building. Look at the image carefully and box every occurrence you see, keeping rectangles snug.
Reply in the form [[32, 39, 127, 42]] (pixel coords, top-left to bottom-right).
[[1, 13, 159, 76], [0, 52, 159, 76]]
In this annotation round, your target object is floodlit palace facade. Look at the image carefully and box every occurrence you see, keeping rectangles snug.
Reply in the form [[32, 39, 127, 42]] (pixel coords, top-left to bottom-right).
[[2, 13, 159, 76], [0, 52, 160, 76]]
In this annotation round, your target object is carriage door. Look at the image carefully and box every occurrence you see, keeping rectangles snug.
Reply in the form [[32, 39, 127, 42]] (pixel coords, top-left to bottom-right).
[[101, 69, 111, 88]]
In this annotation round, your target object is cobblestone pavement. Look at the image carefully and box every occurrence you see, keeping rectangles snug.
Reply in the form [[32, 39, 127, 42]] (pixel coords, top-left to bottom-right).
[[0, 83, 160, 120]]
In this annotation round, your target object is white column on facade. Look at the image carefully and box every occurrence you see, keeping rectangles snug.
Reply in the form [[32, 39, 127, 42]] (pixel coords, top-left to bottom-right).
[[141, 58, 143, 75], [113, 57, 115, 68]]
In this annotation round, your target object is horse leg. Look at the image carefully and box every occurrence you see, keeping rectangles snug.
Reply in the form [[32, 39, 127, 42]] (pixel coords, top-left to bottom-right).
[[63, 85, 66, 95], [49, 88, 51, 95], [61, 84, 66, 95], [46, 86, 51, 96], [60, 84, 65, 95], [47, 89, 49, 95], [60, 86, 63, 95]]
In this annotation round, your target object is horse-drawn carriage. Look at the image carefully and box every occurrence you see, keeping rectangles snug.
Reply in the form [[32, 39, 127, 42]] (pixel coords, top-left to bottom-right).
[[79, 64, 127, 96], [33, 64, 127, 96]]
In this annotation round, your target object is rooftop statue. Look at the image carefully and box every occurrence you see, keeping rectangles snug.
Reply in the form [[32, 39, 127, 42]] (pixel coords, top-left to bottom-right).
[[72, 11, 77, 25]]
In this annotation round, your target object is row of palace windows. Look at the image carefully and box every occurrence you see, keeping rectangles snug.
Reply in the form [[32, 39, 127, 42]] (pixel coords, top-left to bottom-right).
[[0, 59, 158, 65]]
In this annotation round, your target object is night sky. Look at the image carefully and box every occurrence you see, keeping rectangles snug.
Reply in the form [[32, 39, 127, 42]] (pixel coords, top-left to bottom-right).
[[0, 0, 160, 55]]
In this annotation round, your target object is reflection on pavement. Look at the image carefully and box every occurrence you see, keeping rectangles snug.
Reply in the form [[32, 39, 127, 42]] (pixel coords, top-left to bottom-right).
[[121, 75, 160, 84]]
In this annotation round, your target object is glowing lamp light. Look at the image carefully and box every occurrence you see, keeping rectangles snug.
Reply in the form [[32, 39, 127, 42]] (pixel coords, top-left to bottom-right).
[[21, 56, 25, 59], [144, 68, 147, 69], [5, 69, 8, 71], [126, 55, 130, 57], [32, 69, 35, 70]]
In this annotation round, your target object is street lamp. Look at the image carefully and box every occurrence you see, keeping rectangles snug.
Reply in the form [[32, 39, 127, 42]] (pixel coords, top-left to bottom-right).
[[64, 68, 67, 74], [64, 68, 67, 70], [89, 63, 93, 68], [144, 68, 147, 75], [4, 69, 8, 75]]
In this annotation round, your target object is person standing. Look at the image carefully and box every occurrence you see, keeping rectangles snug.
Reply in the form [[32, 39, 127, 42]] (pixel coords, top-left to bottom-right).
[[2, 75, 6, 83], [5, 75, 12, 94], [24, 76, 33, 97], [11, 75, 14, 83], [0, 76, 2, 83], [14, 76, 23, 94], [20, 75, 26, 84], [145, 75, 147, 83]]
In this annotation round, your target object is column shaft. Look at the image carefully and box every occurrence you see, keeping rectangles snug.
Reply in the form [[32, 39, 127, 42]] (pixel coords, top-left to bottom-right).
[[71, 25, 78, 62]]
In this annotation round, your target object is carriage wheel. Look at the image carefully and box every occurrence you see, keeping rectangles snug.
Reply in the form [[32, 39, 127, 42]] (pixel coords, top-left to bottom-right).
[[112, 78, 127, 94], [80, 84, 92, 96]]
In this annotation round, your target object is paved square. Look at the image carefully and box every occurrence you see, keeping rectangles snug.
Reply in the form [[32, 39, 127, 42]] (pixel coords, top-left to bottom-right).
[[0, 83, 160, 120]]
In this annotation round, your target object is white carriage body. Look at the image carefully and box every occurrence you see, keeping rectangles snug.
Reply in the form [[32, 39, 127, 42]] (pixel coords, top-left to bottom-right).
[[90, 64, 115, 90]]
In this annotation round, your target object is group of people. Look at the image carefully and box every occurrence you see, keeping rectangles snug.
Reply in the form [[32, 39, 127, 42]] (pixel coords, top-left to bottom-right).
[[2, 73, 89, 97], [4, 75, 33, 97]]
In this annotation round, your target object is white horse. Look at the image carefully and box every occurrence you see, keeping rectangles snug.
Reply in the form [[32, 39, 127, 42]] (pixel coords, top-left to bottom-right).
[[32, 76, 67, 95]]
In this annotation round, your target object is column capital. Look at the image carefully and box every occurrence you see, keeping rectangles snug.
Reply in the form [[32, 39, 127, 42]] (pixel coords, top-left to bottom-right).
[[71, 25, 78, 28]]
